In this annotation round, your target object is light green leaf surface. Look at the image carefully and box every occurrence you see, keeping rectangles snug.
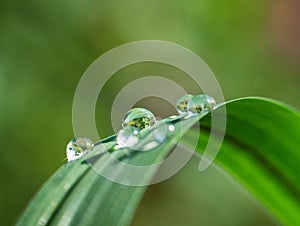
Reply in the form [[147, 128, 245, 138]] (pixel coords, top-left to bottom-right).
[[17, 97, 300, 226]]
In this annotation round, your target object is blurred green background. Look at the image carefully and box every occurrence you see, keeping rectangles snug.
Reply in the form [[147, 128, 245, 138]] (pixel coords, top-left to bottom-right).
[[1, 0, 300, 225]]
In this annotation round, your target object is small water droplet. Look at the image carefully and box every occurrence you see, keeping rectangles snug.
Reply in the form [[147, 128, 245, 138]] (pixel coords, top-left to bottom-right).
[[122, 108, 156, 130], [66, 137, 93, 162], [176, 94, 194, 114], [187, 94, 216, 115]]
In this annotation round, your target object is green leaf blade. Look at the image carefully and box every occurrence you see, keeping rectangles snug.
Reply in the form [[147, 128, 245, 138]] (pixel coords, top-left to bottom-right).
[[17, 97, 300, 226], [189, 97, 300, 225]]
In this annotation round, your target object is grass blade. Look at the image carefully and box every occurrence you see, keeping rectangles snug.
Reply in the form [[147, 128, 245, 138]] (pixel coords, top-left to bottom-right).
[[17, 97, 300, 226]]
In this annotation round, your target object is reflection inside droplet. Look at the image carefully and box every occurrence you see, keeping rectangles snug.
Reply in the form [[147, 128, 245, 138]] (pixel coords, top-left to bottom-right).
[[122, 107, 156, 130], [176, 94, 194, 114]]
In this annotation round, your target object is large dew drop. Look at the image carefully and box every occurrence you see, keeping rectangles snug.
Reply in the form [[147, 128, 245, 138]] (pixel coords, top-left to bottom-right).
[[187, 94, 216, 115], [66, 137, 93, 162], [122, 108, 156, 130], [116, 107, 161, 151]]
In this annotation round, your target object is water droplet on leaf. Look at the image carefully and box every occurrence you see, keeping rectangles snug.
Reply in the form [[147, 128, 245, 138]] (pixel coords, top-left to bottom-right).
[[176, 94, 194, 114], [187, 94, 216, 115], [122, 108, 156, 130], [66, 137, 93, 162]]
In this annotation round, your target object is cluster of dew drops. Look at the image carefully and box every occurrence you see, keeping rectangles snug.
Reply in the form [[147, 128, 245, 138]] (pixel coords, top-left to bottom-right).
[[66, 94, 216, 162]]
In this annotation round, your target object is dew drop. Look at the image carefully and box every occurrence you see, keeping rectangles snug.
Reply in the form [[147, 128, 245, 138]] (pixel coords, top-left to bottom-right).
[[66, 137, 93, 162], [176, 94, 194, 114], [122, 108, 156, 130], [187, 94, 216, 115]]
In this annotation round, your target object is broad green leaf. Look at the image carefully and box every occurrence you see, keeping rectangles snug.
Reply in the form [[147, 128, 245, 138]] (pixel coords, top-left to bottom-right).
[[17, 97, 300, 226], [182, 97, 300, 226]]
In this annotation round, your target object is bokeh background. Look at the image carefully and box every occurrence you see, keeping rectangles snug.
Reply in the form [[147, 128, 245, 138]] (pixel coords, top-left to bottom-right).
[[1, 0, 300, 225]]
